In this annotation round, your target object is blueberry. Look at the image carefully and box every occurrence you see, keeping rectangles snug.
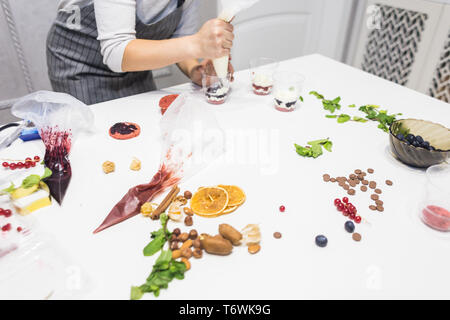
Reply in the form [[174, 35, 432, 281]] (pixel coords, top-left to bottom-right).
[[416, 135, 424, 144], [412, 140, 420, 147], [430, 146, 436, 151], [406, 134, 415, 143], [345, 221, 355, 233], [315, 235, 328, 248], [396, 133, 404, 141], [422, 141, 430, 148]]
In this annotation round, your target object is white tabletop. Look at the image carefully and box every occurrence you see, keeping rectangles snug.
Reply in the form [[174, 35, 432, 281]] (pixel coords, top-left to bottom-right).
[[1, 54, 450, 300]]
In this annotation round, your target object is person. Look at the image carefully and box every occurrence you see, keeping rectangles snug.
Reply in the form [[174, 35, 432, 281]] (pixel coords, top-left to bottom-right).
[[47, 0, 234, 105]]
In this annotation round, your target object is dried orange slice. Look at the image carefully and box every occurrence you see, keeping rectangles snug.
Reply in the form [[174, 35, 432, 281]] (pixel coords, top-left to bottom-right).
[[217, 185, 246, 207], [221, 205, 239, 214], [191, 187, 229, 217]]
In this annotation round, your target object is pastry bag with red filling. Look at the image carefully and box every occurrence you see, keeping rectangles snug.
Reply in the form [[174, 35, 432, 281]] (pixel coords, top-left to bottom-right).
[[94, 93, 225, 233], [11, 91, 94, 204]]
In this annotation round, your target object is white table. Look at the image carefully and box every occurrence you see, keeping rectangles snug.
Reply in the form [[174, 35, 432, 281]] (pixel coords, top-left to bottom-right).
[[1, 54, 450, 300]]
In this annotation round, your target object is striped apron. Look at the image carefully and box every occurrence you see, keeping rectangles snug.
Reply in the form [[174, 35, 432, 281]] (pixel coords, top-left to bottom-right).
[[46, 0, 185, 105]]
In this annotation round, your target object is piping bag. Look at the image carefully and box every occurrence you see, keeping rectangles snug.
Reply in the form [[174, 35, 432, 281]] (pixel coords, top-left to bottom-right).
[[212, 0, 261, 78], [93, 94, 225, 233]]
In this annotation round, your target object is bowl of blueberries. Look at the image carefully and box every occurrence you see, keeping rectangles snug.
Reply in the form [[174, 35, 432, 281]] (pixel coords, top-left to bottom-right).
[[389, 119, 450, 168]]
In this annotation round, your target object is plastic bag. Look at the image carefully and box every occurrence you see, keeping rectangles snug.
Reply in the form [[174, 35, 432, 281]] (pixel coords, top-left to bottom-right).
[[11, 91, 94, 204], [0, 213, 92, 299], [213, 0, 261, 78], [94, 93, 225, 233]]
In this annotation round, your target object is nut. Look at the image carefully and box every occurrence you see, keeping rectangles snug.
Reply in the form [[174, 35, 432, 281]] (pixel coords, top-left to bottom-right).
[[170, 234, 178, 242], [102, 161, 115, 174], [140, 202, 154, 217], [183, 207, 194, 216], [189, 229, 198, 240], [184, 216, 193, 226], [180, 239, 193, 250], [184, 190, 192, 199], [241, 224, 261, 245], [175, 195, 187, 206], [130, 157, 141, 171], [193, 238, 201, 249], [219, 223, 242, 246], [172, 249, 181, 259], [181, 247, 192, 259], [193, 248, 203, 259], [248, 244, 261, 254], [172, 228, 181, 237], [179, 232, 189, 242], [200, 234, 233, 255], [181, 258, 191, 270], [170, 241, 179, 251]]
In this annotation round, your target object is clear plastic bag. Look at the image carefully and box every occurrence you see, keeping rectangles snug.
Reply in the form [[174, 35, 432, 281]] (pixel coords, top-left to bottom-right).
[[94, 93, 225, 233], [11, 91, 94, 204], [0, 214, 92, 299]]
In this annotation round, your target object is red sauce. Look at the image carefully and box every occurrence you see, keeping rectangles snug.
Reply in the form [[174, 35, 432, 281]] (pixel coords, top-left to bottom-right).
[[422, 205, 450, 231], [93, 164, 180, 234], [40, 127, 73, 205]]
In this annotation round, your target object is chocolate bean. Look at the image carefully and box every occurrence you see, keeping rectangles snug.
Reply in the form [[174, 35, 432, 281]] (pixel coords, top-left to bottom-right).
[[375, 188, 382, 194], [273, 232, 282, 239], [386, 180, 393, 186], [352, 233, 362, 241]]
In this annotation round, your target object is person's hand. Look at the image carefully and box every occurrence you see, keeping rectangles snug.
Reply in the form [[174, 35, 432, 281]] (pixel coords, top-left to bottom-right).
[[193, 19, 234, 59], [189, 58, 235, 86]]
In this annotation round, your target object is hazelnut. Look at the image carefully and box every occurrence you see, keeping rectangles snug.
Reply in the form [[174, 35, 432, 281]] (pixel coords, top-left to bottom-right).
[[184, 190, 192, 199], [184, 216, 193, 227], [172, 228, 181, 237], [170, 241, 179, 251], [179, 232, 189, 242], [189, 229, 198, 240], [170, 234, 177, 242], [193, 248, 203, 259], [193, 239, 201, 249], [183, 207, 194, 216]]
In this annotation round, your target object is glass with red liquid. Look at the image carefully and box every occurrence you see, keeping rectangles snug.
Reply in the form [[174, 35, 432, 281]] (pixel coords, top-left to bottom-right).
[[420, 163, 450, 232]]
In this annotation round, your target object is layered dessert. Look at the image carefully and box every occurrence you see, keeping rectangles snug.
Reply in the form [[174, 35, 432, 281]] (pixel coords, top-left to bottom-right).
[[273, 88, 300, 112], [252, 73, 273, 95], [205, 84, 230, 105]]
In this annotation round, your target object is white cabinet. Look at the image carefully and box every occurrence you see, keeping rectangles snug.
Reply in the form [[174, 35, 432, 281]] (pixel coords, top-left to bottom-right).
[[227, 0, 355, 72], [351, 0, 450, 102]]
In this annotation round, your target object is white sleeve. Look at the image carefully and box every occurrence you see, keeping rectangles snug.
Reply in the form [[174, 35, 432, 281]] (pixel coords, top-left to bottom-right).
[[94, 0, 137, 73], [171, 0, 199, 38]]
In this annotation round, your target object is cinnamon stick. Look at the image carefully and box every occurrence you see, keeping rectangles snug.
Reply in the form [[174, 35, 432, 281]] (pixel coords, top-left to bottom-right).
[[151, 185, 180, 220]]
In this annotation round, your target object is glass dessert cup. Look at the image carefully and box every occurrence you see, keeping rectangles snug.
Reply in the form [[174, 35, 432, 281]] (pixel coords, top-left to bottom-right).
[[273, 71, 305, 112], [202, 72, 231, 105], [419, 163, 450, 232], [250, 57, 278, 96]]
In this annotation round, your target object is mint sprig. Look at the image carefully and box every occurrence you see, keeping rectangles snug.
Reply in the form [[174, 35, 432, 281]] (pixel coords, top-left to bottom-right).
[[295, 138, 333, 159]]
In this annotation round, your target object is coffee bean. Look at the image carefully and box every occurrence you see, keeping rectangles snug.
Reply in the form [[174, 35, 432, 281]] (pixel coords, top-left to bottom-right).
[[369, 181, 376, 189], [352, 233, 362, 242], [369, 205, 377, 211], [375, 188, 382, 194], [375, 200, 384, 206], [355, 169, 362, 174], [330, 178, 336, 182], [367, 168, 374, 173], [371, 194, 379, 200], [362, 180, 369, 185], [360, 186, 368, 192], [273, 232, 282, 239], [376, 206, 384, 212], [323, 174, 331, 182], [386, 180, 393, 186], [347, 189, 356, 196]]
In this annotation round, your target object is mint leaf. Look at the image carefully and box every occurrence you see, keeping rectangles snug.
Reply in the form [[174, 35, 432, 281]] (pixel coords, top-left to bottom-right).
[[41, 167, 52, 180], [348, 104, 356, 108], [130, 286, 144, 300], [299, 96, 304, 102], [323, 141, 333, 152], [295, 139, 332, 159], [325, 115, 338, 118], [352, 116, 368, 123], [309, 91, 324, 100], [21, 175, 41, 189], [311, 144, 323, 158], [2, 182, 15, 194], [143, 234, 166, 257], [337, 114, 351, 123]]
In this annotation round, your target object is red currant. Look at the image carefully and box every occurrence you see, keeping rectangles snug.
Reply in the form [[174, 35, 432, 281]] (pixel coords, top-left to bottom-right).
[[349, 213, 356, 220], [34, 156, 40, 162], [30, 161, 36, 167], [16, 162, 24, 169], [354, 216, 362, 224], [337, 203, 345, 212], [0, 209, 4, 216], [17, 227, 22, 232], [24, 162, 31, 169], [4, 209, 12, 217], [334, 198, 341, 206], [2, 162, 8, 168], [279, 205, 286, 212], [2, 223, 11, 232], [342, 197, 349, 204], [343, 208, 350, 216], [25, 157, 32, 162], [9, 163, 16, 170]]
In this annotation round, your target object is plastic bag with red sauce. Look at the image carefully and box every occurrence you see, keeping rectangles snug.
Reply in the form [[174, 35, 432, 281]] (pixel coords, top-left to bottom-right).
[[12, 91, 94, 204], [94, 93, 225, 233]]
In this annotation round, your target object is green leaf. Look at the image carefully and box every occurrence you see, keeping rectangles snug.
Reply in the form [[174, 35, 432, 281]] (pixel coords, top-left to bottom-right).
[[311, 144, 323, 158], [130, 286, 144, 300], [41, 167, 52, 180], [143, 234, 166, 257], [323, 141, 333, 152], [2, 182, 15, 194], [352, 116, 368, 123], [295, 144, 312, 157], [21, 175, 41, 189], [348, 104, 356, 108], [325, 115, 338, 118], [337, 114, 351, 123], [307, 139, 329, 146], [160, 213, 168, 227], [299, 96, 304, 102], [309, 91, 324, 100]]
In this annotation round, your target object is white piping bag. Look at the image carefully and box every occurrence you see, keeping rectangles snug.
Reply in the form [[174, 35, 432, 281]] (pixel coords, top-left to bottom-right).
[[212, 0, 261, 78]]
